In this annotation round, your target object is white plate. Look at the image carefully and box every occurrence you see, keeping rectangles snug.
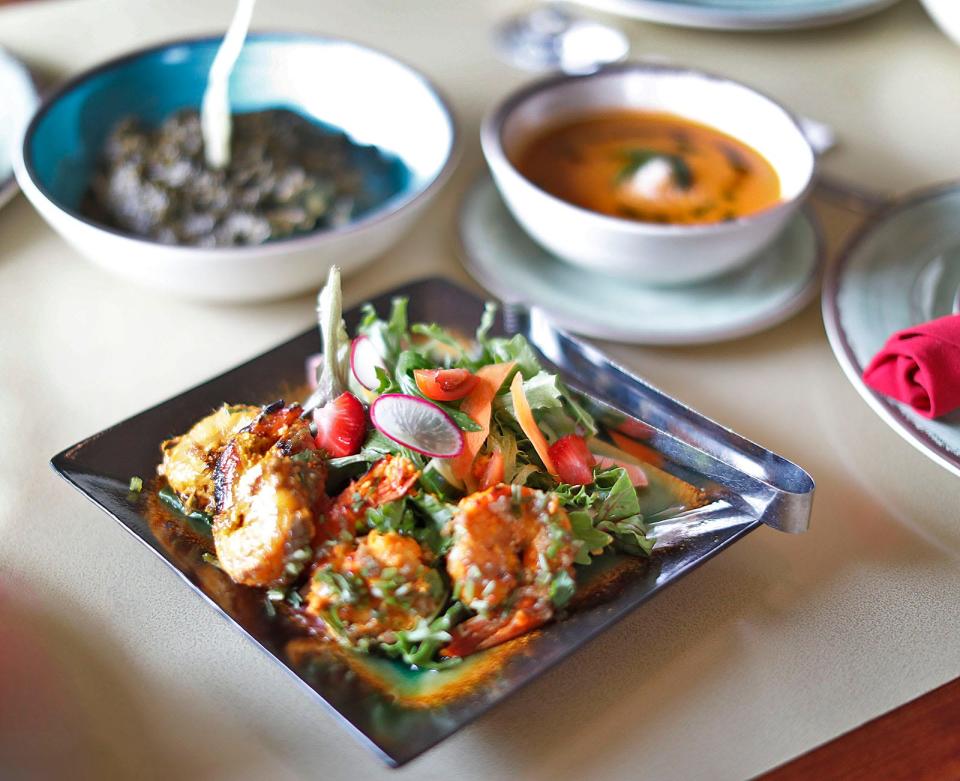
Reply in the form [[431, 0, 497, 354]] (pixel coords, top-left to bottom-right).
[[572, 0, 901, 31], [0, 47, 39, 211], [459, 177, 824, 345], [822, 183, 960, 479]]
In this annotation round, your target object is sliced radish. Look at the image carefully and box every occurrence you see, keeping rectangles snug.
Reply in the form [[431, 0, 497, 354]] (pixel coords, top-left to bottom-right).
[[350, 335, 387, 390], [370, 394, 464, 458], [305, 352, 323, 390]]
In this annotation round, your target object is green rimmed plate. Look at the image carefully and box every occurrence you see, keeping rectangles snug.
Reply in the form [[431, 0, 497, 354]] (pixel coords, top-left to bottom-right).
[[459, 177, 824, 345], [572, 0, 901, 31], [823, 183, 960, 479]]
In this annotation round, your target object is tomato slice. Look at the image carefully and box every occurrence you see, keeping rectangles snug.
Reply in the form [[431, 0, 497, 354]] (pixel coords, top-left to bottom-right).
[[414, 368, 479, 401]]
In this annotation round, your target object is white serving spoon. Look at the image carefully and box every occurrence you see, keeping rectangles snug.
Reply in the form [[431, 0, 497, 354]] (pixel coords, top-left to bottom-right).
[[200, 0, 257, 169]]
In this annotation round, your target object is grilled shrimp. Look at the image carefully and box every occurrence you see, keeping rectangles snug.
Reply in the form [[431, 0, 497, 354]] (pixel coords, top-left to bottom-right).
[[212, 404, 328, 588], [303, 529, 445, 646], [325, 454, 420, 535], [442, 485, 576, 657], [158, 404, 259, 513]]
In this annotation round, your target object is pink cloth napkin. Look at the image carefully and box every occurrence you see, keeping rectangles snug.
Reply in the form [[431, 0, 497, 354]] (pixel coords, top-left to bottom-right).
[[862, 313, 960, 419]]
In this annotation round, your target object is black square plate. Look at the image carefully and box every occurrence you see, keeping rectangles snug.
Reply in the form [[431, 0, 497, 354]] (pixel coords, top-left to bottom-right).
[[51, 277, 813, 766]]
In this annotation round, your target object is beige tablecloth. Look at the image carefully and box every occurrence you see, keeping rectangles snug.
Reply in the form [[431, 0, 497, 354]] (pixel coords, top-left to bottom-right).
[[2, 1, 960, 778]]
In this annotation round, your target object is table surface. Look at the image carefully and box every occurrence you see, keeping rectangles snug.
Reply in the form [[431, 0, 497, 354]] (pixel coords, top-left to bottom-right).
[[764, 675, 960, 779], [3, 1, 960, 779]]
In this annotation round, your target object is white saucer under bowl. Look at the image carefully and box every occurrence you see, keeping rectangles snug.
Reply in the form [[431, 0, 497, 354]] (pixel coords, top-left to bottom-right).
[[571, 0, 901, 32], [458, 177, 824, 345]]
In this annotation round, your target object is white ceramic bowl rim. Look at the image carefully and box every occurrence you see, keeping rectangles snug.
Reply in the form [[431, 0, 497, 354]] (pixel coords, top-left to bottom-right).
[[1, 47, 40, 210], [481, 61, 817, 236], [19, 31, 460, 259]]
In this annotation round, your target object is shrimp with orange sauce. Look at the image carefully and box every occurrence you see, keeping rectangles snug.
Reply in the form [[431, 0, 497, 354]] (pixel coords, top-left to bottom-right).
[[212, 403, 328, 588], [303, 529, 446, 647], [441, 484, 577, 657], [158, 403, 260, 513], [324, 454, 420, 536]]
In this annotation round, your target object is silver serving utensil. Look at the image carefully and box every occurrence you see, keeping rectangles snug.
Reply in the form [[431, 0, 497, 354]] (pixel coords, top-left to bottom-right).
[[493, 3, 629, 73]]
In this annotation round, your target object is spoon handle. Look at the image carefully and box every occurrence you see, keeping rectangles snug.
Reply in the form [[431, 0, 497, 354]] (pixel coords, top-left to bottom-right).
[[201, 0, 257, 170]]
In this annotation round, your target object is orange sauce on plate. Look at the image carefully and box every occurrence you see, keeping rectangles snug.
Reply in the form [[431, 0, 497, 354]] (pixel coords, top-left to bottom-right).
[[513, 110, 781, 225]]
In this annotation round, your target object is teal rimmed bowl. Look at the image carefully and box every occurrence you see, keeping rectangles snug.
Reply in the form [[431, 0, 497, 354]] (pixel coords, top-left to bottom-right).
[[14, 34, 458, 302]]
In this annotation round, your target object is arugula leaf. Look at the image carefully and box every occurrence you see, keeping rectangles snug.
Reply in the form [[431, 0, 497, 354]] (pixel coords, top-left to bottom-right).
[[411, 322, 466, 361], [552, 482, 596, 510], [410, 491, 455, 528], [483, 334, 542, 379], [558, 383, 598, 437], [593, 467, 641, 523], [568, 510, 614, 565], [374, 366, 400, 395], [359, 297, 409, 366], [394, 349, 431, 394], [476, 302, 497, 345], [493, 370, 596, 441], [409, 492, 456, 555], [554, 467, 652, 559], [495, 371, 563, 417], [597, 515, 654, 555], [358, 303, 378, 329], [592, 467, 653, 554]]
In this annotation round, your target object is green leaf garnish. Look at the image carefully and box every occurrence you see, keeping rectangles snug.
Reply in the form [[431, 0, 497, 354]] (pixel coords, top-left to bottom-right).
[[157, 486, 213, 536], [568, 510, 614, 565]]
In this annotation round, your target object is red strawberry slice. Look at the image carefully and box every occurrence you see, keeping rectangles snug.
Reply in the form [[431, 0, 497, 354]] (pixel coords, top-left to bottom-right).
[[548, 434, 595, 485], [314, 392, 367, 458]]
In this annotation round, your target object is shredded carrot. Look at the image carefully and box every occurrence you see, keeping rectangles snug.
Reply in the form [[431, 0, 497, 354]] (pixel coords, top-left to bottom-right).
[[510, 372, 557, 477], [609, 430, 664, 467], [450, 361, 516, 482]]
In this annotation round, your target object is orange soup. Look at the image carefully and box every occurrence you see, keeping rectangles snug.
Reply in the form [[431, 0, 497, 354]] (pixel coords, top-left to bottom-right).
[[512, 110, 781, 225]]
